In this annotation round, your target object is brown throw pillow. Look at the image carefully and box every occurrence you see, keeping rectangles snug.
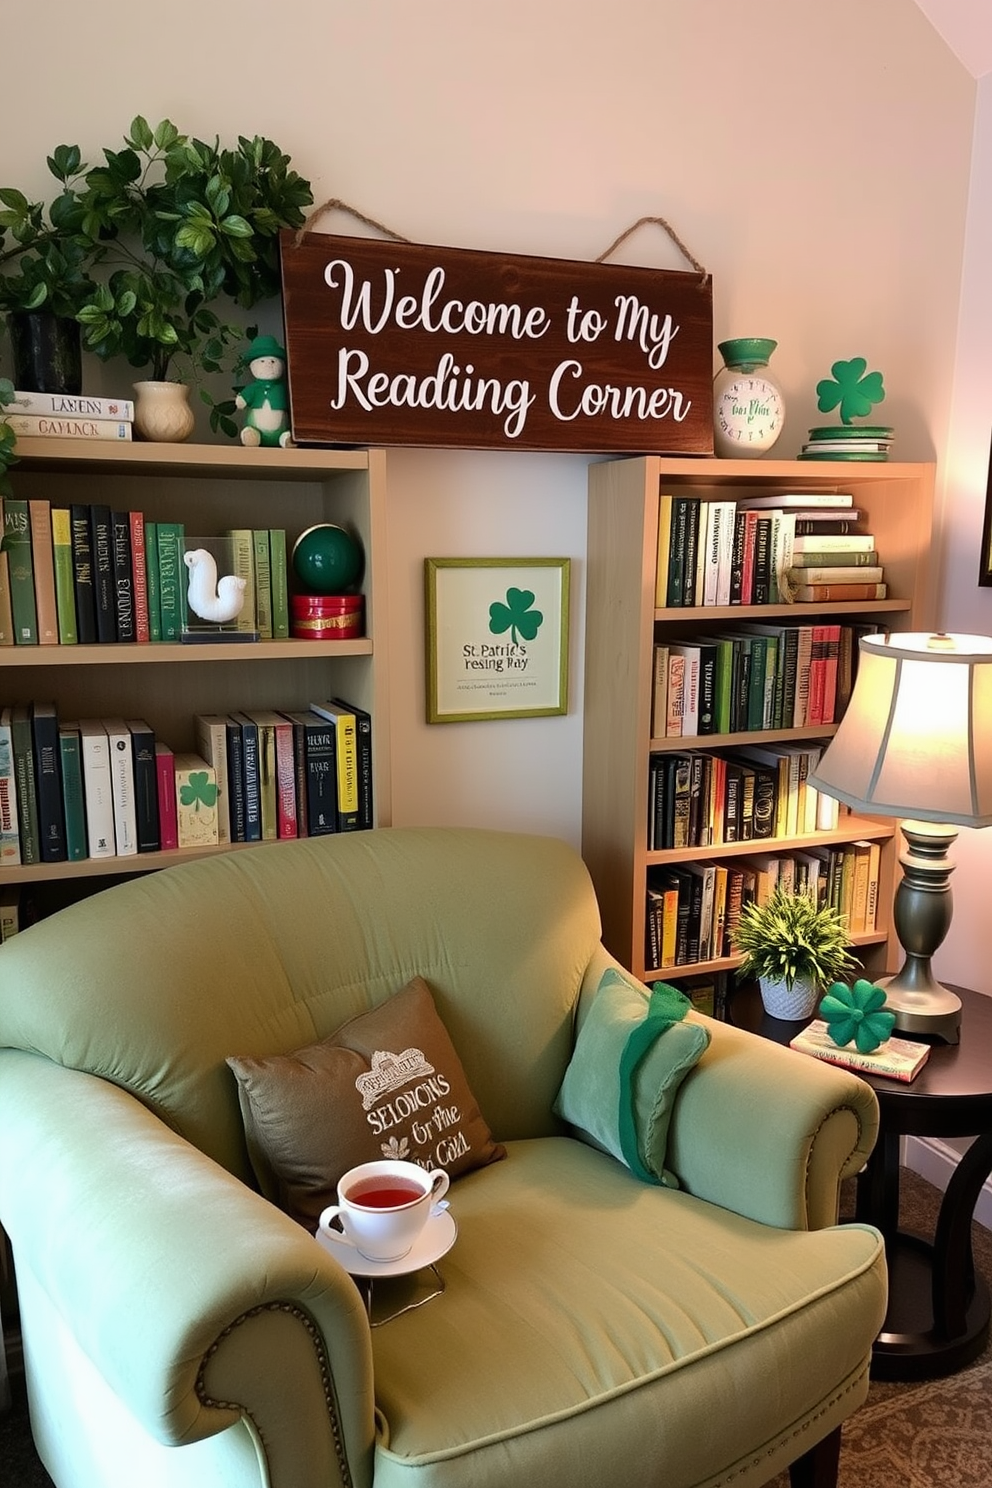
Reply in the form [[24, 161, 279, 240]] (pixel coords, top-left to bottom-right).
[[227, 976, 505, 1229]]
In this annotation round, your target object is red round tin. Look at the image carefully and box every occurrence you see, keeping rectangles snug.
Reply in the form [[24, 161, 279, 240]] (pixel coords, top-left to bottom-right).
[[290, 593, 364, 639]]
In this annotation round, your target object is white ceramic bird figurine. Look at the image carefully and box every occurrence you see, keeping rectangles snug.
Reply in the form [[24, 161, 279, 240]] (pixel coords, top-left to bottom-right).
[[183, 549, 248, 624]]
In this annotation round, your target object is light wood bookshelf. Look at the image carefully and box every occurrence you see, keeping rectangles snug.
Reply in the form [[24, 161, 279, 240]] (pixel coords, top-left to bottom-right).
[[582, 454, 936, 987], [0, 438, 391, 899]]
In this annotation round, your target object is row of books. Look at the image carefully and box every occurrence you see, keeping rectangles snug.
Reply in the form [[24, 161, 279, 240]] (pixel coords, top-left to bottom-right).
[[652, 620, 883, 739], [645, 841, 881, 972], [655, 489, 889, 608], [0, 698, 372, 867], [1, 387, 135, 443], [648, 744, 840, 852], [0, 495, 290, 646]]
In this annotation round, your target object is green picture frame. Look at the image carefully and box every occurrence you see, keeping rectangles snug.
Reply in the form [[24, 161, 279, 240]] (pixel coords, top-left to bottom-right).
[[425, 557, 570, 723]]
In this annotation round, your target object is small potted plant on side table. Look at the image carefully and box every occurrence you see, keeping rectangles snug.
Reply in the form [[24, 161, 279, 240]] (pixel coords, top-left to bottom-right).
[[730, 886, 858, 1020]]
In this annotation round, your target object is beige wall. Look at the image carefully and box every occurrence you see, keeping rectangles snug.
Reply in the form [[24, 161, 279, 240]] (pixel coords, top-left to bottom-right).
[[1, 0, 979, 856]]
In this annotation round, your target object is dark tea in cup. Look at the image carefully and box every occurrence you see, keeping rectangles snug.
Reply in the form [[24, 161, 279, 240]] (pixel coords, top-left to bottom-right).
[[345, 1178, 425, 1209]]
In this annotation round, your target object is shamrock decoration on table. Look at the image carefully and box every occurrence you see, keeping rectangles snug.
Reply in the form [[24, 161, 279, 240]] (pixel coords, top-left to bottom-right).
[[815, 357, 885, 425], [489, 588, 544, 645], [818, 979, 896, 1053]]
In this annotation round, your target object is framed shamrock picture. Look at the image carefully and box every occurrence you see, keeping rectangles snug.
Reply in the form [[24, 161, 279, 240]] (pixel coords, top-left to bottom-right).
[[424, 557, 570, 722]]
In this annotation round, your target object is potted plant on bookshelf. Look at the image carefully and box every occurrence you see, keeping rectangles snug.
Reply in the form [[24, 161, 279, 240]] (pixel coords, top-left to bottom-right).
[[0, 146, 98, 395], [730, 886, 858, 1020], [70, 116, 312, 441]]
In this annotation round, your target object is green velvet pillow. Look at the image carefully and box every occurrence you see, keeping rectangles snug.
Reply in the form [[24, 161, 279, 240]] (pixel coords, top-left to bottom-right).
[[554, 970, 710, 1187]]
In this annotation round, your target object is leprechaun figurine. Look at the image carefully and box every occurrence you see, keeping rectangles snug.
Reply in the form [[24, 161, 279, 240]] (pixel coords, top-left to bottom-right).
[[235, 334, 295, 447]]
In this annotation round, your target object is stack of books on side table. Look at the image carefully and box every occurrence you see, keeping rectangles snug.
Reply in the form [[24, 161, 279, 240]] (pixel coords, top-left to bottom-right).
[[789, 1019, 931, 1082]]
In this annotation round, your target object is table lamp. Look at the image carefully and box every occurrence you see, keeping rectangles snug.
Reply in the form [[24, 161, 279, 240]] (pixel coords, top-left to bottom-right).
[[807, 632, 992, 1044]]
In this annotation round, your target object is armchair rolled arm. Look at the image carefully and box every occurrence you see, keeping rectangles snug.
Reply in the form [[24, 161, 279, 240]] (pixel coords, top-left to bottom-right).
[[577, 949, 879, 1231], [667, 1014, 879, 1229], [0, 1051, 376, 1488]]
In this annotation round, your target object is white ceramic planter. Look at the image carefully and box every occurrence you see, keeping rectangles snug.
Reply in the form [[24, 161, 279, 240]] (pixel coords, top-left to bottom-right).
[[759, 974, 820, 1021]]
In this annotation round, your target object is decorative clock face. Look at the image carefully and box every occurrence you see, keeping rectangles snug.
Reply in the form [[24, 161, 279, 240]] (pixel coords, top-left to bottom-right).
[[714, 374, 784, 453]]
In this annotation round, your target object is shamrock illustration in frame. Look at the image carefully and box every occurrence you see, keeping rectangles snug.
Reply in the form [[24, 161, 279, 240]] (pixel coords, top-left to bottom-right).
[[424, 557, 570, 722]]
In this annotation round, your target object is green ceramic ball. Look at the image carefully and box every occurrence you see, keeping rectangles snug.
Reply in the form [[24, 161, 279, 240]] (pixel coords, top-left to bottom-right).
[[291, 524, 363, 594]]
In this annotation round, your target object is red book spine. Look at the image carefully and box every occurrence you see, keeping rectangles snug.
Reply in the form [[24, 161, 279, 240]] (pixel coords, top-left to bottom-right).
[[155, 742, 178, 850], [274, 719, 298, 839]]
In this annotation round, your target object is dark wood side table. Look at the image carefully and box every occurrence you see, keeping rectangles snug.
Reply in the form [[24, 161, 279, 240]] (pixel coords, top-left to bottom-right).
[[729, 982, 992, 1381]]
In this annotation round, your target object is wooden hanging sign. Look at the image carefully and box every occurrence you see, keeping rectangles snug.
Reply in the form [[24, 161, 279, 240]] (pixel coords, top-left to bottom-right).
[[279, 229, 714, 454]]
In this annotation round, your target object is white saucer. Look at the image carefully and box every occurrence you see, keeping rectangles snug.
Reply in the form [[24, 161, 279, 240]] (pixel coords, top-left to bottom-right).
[[316, 1208, 457, 1277]]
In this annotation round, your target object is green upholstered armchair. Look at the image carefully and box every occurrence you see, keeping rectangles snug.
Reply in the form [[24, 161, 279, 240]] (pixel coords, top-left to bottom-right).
[[0, 828, 885, 1488]]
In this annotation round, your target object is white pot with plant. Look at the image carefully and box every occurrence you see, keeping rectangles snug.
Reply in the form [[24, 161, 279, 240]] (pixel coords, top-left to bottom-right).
[[730, 886, 859, 1020]]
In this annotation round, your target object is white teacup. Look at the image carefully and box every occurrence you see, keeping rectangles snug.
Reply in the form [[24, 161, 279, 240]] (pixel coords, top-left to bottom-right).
[[318, 1159, 450, 1263]]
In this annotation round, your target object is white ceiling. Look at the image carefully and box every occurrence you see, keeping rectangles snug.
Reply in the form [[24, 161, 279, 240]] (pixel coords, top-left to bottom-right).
[[914, 0, 992, 78]]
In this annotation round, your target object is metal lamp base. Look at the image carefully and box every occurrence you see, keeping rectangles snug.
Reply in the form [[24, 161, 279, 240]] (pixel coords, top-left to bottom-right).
[[880, 820, 961, 1045]]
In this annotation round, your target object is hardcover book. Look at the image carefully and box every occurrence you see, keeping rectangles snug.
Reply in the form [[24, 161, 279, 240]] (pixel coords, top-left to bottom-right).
[[30, 700, 66, 861], [309, 701, 360, 831], [11, 704, 40, 864], [0, 707, 21, 863], [51, 507, 78, 645], [111, 510, 136, 643], [78, 719, 116, 858], [58, 723, 87, 861], [1, 412, 131, 440], [70, 503, 98, 644], [6, 389, 135, 420], [789, 1020, 930, 1082], [173, 753, 219, 848], [28, 499, 59, 645], [280, 711, 338, 836], [127, 719, 160, 853], [3, 497, 38, 644], [155, 742, 178, 850], [105, 717, 138, 856], [194, 715, 233, 844], [89, 504, 117, 643]]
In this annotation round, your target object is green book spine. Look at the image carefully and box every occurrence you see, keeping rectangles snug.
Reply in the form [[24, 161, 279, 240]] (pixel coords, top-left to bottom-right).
[[2, 498, 38, 645], [746, 635, 768, 731], [226, 529, 256, 632], [58, 724, 87, 860], [156, 522, 185, 641], [268, 528, 289, 638], [144, 522, 162, 641], [11, 704, 40, 863], [252, 529, 273, 639], [51, 507, 78, 645]]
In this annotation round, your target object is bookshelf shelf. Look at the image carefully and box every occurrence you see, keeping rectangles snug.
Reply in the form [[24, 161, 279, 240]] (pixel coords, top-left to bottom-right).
[[1, 440, 390, 916], [582, 455, 936, 990], [0, 638, 374, 667]]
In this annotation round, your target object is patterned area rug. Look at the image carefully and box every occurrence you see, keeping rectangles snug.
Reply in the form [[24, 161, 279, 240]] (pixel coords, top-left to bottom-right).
[[766, 1164, 992, 1487]]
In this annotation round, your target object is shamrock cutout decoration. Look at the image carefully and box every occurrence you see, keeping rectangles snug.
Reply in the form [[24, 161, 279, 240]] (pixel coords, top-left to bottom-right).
[[489, 587, 544, 645], [818, 978, 896, 1053], [815, 357, 885, 425], [179, 770, 218, 812]]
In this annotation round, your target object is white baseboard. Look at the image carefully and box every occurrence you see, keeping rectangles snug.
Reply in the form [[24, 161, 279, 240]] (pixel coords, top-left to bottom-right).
[[904, 1136, 992, 1232]]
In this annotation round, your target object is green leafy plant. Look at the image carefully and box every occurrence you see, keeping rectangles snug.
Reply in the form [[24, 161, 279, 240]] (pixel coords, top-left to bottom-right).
[[730, 887, 858, 991], [815, 356, 885, 426], [74, 117, 312, 393], [0, 377, 17, 496], [0, 145, 97, 318]]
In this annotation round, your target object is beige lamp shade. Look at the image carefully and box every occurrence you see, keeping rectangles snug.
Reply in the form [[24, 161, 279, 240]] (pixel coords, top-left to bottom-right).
[[807, 633, 992, 826]]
